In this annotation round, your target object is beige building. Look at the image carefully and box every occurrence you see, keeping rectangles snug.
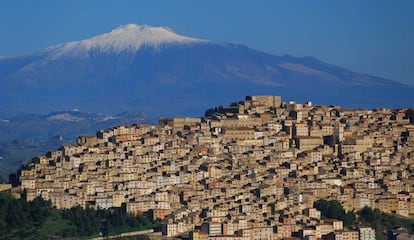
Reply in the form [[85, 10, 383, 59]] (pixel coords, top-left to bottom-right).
[[245, 95, 282, 109], [159, 117, 201, 129], [223, 127, 256, 140], [295, 136, 323, 151], [241, 227, 273, 240], [359, 227, 375, 240]]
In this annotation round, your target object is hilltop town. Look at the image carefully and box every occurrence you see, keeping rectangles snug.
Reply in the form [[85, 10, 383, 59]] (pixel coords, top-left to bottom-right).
[[11, 96, 414, 239]]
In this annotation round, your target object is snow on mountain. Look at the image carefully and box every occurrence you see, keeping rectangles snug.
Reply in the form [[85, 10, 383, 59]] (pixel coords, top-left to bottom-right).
[[49, 24, 207, 58]]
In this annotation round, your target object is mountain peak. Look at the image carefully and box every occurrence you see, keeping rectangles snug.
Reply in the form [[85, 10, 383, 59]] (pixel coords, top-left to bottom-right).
[[115, 23, 172, 31], [110, 24, 178, 37], [52, 24, 206, 56]]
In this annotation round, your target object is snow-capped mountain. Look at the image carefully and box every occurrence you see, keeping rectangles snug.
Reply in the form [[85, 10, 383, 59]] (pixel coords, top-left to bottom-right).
[[48, 24, 207, 58], [0, 24, 413, 117]]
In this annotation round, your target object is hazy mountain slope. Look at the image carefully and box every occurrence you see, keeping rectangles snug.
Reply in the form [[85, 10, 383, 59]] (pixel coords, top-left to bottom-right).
[[0, 110, 149, 178]]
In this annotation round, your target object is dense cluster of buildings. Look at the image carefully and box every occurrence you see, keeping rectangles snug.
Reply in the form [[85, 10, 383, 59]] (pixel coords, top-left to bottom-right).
[[15, 95, 414, 239]]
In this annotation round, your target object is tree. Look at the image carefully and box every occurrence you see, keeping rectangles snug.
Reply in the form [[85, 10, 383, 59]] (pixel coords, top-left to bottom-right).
[[30, 197, 51, 226], [205, 108, 216, 117], [314, 199, 355, 227], [406, 109, 414, 123], [0, 192, 160, 239]]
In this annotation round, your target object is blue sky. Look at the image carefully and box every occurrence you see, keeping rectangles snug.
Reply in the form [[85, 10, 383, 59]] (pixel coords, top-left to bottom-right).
[[1, 0, 413, 85]]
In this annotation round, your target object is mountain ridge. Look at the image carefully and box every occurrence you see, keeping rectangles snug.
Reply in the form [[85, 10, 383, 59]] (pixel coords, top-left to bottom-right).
[[0, 24, 413, 117]]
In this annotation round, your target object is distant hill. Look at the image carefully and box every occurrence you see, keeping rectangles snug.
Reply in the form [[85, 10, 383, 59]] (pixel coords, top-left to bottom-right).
[[0, 110, 149, 178], [1, 23, 413, 118]]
